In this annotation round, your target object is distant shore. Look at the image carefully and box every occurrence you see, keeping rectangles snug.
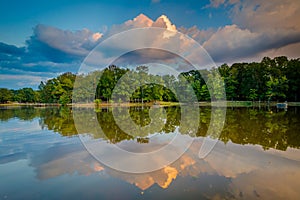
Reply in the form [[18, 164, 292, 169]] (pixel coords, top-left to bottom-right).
[[1, 101, 300, 107]]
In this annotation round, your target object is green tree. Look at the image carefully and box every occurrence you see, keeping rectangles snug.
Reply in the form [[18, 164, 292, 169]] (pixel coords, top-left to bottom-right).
[[39, 72, 76, 104], [249, 89, 258, 101], [206, 69, 225, 101], [218, 64, 238, 100], [96, 66, 128, 102], [14, 88, 36, 103], [0, 88, 13, 103], [266, 75, 288, 101], [285, 58, 300, 101]]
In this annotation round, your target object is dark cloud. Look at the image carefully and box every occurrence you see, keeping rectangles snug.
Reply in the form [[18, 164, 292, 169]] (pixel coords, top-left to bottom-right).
[[23, 24, 98, 63], [25, 37, 80, 64], [30, 24, 101, 57], [0, 42, 25, 56], [0, 24, 103, 88]]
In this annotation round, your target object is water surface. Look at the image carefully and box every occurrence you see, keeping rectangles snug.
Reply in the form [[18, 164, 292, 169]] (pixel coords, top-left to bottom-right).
[[0, 106, 300, 199]]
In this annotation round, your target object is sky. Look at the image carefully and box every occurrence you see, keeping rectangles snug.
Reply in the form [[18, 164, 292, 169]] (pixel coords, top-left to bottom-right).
[[0, 0, 300, 89]]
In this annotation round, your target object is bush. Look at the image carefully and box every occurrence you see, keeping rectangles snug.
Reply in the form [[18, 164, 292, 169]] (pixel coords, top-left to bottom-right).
[[94, 99, 102, 106]]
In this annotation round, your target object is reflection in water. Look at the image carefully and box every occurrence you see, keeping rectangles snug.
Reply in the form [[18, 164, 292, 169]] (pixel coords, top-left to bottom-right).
[[0, 106, 300, 199], [1, 106, 299, 150]]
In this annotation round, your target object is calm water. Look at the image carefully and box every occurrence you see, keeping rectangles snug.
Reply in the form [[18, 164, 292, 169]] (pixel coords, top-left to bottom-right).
[[0, 106, 300, 199]]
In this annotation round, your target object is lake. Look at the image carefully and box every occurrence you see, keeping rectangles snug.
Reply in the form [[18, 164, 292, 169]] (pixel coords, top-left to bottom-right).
[[0, 106, 300, 199]]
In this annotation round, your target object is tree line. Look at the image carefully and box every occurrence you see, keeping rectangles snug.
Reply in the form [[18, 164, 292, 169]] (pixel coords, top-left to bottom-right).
[[0, 56, 299, 104]]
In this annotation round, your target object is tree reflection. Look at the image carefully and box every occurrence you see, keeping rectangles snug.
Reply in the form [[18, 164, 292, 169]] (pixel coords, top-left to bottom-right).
[[0, 106, 299, 151], [0, 106, 40, 121], [219, 108, 300, 151]]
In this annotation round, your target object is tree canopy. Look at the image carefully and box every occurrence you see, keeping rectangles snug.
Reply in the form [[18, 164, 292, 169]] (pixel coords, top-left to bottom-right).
[[1, 56, 299, 104]]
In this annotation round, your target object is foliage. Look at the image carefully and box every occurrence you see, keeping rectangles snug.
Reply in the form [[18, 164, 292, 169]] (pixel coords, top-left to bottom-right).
[[13, 88, 37, 103], [0, 88, 13, 103], [1, 56, 299, 104], [38, 72, 76, 104], [94, 99, 102, 106]]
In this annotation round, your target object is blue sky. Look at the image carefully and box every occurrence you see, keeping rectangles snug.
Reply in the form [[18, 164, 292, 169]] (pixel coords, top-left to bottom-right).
[[0, 0, 230, 46], [0, 0, 300, 89]]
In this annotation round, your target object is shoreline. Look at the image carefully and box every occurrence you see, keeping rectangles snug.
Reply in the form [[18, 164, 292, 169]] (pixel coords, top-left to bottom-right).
[[1, 101, 299, 108]]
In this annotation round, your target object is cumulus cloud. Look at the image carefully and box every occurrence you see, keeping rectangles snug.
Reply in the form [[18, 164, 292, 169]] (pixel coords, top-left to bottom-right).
[[153, 15, 176, 31], [108, 13, 177, 37], [103, 10, 300, 66], [202, 0, 300, 63], [109, 14, 154, 35], [81, 16, 215, 73], [82, 14, 193, 71]]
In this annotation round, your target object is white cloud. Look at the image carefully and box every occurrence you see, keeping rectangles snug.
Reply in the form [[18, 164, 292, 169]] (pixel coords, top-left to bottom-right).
[[108, 13, 177, 38], [109, 14, 154, 35], [153, 15, 176, 32]]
